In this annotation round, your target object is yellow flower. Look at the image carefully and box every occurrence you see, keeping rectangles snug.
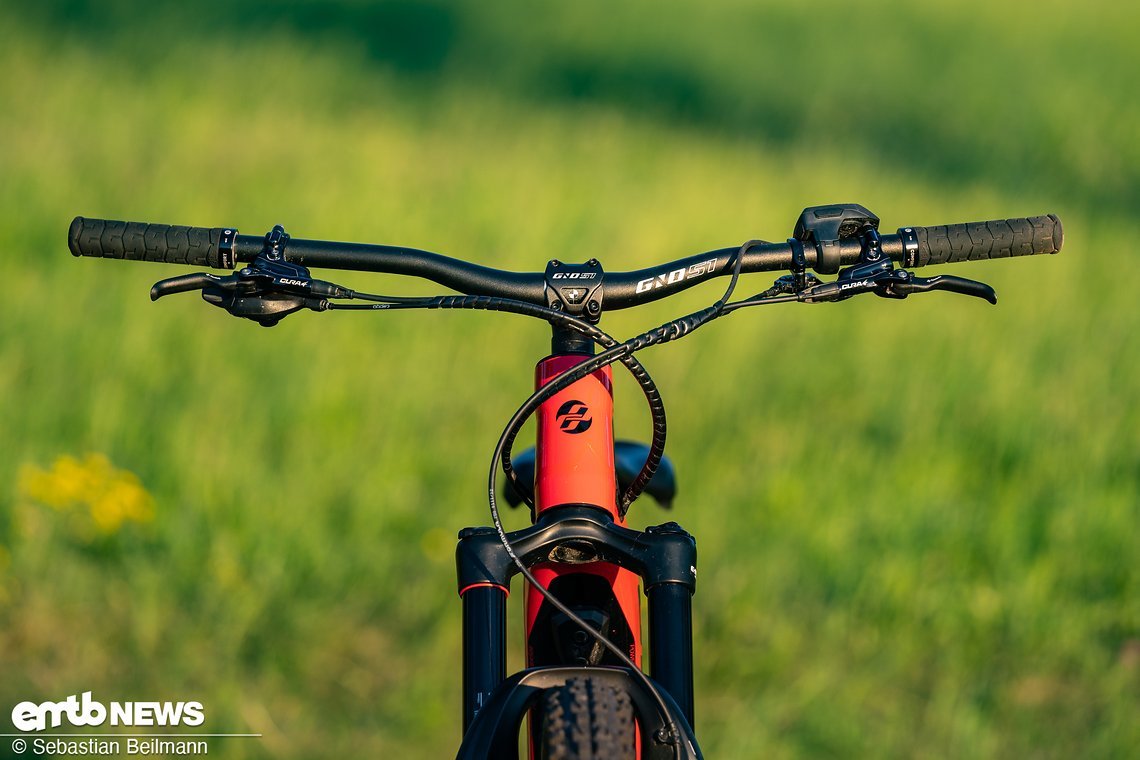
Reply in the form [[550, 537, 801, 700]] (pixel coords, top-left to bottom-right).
[[17, 454, 155, 537]]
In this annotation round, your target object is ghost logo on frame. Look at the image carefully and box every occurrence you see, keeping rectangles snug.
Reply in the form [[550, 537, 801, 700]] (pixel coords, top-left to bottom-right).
[[555, 400, 592, 434]]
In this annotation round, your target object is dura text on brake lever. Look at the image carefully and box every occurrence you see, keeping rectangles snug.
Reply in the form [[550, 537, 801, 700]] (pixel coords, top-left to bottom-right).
[[798, 249, 893, 302]]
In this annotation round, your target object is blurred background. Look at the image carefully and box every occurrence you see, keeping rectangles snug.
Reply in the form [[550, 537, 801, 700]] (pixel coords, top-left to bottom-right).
[[1, 0, 1136, 757]]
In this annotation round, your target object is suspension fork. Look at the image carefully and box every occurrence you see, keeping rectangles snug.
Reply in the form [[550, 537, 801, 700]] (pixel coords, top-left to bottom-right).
[[456, 511, 699, 735]]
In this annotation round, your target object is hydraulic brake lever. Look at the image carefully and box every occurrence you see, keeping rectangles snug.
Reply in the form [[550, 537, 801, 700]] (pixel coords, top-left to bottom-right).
[[878, 272, 997, 303], [799, 268, 996, 305], [148, 225, 351, 326], [796, 225, 997, 305], [150, 268, 330, 326]]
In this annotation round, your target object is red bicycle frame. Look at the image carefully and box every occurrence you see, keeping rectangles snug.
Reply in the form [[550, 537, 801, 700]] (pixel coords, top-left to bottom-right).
[[528, 354, 643, 669]]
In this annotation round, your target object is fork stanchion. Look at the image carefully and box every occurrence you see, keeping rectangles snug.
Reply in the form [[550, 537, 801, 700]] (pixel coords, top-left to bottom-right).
[[460, 583, 508, 735], [647, 581, 695, 727]]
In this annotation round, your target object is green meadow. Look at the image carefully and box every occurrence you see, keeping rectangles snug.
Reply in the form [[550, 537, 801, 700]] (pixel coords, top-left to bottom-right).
[[1, 1, 1136, 757]]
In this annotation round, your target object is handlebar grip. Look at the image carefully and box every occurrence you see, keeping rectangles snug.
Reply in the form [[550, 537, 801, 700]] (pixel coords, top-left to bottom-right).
[[68, 216, 237, 270], [904, 214, 1063, 267]]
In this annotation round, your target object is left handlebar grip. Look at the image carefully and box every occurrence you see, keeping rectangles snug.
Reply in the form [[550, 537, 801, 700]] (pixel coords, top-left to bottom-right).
[[68, 216, 237, 270]]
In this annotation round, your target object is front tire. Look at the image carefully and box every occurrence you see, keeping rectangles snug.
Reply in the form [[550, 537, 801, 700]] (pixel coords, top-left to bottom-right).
[[540, 676, 636, 760]]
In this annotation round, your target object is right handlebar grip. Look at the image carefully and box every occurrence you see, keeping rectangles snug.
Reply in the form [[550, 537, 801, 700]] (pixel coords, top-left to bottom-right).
[[68, 216, 237, 270], [905, 214, 1063, 267]]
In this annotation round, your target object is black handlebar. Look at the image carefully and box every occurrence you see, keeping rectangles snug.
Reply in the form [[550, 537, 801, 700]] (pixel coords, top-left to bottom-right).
[[68, 212, 1062, 310]]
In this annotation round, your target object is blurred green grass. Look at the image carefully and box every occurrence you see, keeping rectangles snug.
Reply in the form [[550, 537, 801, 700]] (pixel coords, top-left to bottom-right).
[[1, 1, 1137, 758]]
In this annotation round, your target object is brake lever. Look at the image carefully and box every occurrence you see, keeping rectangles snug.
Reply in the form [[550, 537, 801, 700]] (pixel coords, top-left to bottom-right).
[[147, 224, 354, 326], [800, 268, 997, 305], [150, 272, 230, 301], [878, 272, 997, 304], [150, 267, 339, 325]]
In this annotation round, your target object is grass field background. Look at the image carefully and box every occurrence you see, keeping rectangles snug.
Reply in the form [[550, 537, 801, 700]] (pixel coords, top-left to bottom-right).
[[1, 1, 1137, 757]]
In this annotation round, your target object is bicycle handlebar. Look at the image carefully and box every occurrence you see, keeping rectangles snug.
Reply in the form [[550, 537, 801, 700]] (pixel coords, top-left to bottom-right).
[[68, 213, 1062, 310]]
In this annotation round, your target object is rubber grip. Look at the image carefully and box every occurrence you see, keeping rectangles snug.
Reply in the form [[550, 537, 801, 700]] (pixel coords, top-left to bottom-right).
[[907, 215, 1062, 267], [68, 216, 235, 269]]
